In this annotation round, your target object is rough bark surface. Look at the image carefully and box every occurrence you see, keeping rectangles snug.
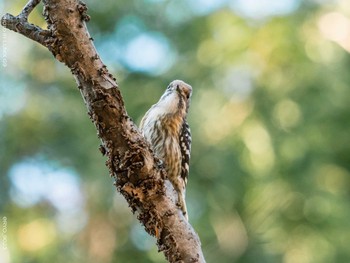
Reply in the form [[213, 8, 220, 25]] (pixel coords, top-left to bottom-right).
[[1, 0, 206, 262]]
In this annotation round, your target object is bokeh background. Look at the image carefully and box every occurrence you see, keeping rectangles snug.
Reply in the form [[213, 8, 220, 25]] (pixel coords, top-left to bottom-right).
[[1, 0, 350, 262]]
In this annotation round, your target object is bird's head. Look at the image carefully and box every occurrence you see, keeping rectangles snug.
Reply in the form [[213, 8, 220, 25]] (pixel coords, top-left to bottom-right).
[[169, 79, 192, 101], [158, 80, 192, 114]]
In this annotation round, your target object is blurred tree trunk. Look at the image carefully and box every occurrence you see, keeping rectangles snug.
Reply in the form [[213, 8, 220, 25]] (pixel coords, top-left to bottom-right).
[[1, 0, 205, 262]]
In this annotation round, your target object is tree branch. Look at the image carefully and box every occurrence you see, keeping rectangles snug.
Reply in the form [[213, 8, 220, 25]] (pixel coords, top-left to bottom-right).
[[1, 0, 206, 262], [20, 0, 41, 19], [1, 13, 51, 47]]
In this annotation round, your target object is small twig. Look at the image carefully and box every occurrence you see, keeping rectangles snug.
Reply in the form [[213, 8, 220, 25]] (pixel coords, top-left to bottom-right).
[[1, 13, 51, 47], [20, 0, 42, 21], [1, 0, 50, 48]]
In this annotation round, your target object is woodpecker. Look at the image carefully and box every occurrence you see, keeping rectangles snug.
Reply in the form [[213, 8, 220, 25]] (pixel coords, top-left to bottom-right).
[[140, 80, 192, 220]]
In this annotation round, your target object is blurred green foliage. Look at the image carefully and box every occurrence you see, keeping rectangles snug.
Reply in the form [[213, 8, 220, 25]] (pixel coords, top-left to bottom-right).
[[1, 0, 350, 262]]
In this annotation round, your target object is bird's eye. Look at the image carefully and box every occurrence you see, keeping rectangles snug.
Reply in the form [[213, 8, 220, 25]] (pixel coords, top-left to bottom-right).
[[183, 90, 190, 99]]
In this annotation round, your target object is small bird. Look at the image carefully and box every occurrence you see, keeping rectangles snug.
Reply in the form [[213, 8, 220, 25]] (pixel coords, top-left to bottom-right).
[[140, 80, 192, 220]]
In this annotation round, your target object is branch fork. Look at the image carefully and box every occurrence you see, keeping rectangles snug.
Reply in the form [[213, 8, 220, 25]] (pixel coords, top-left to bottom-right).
[[1, 0, 52, 47]]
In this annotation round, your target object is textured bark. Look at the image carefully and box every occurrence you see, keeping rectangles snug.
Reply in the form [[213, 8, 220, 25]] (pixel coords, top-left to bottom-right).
[[1, 0, 206, 262]]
